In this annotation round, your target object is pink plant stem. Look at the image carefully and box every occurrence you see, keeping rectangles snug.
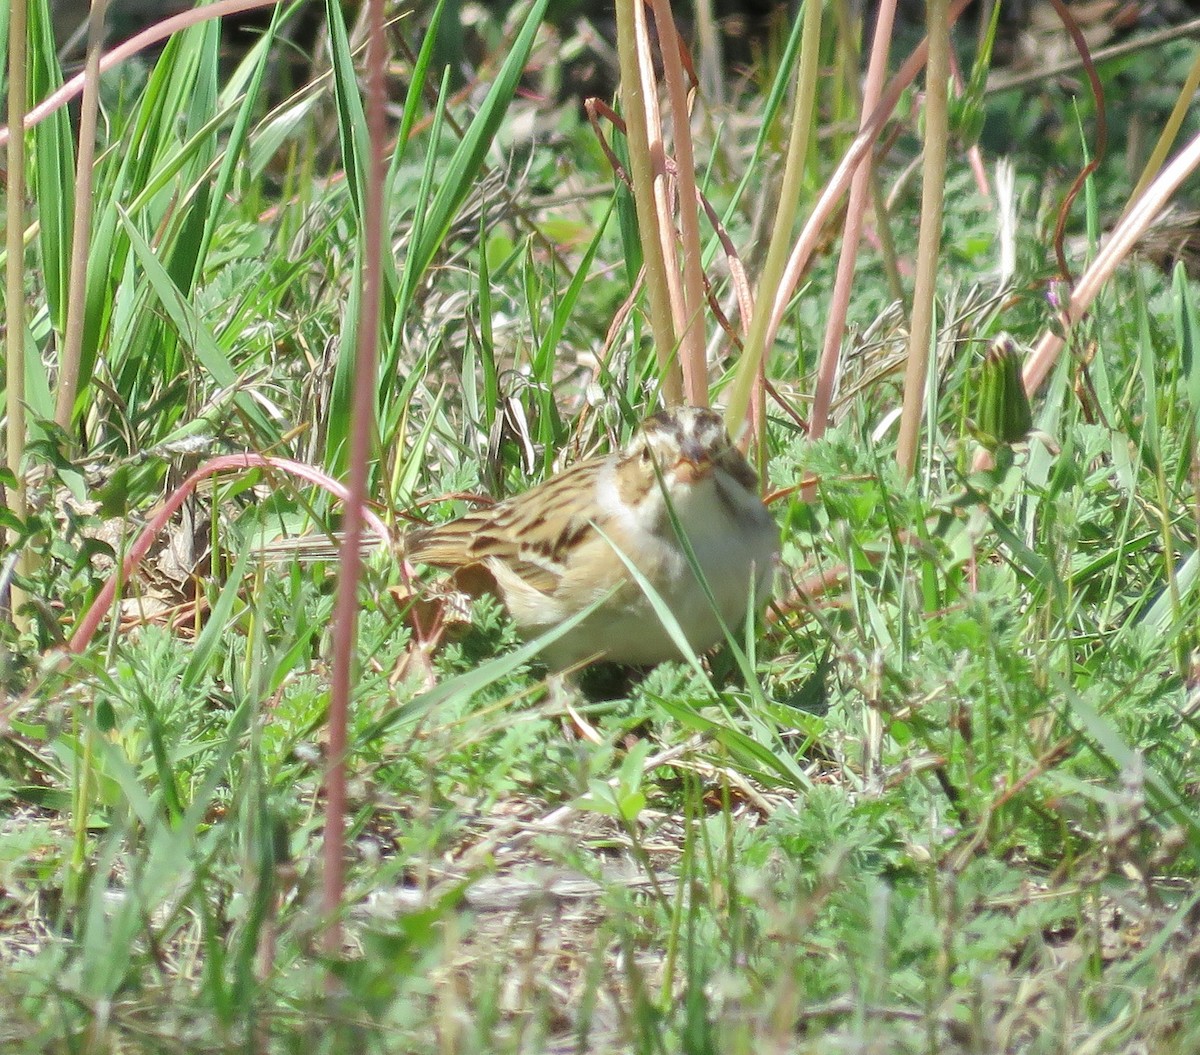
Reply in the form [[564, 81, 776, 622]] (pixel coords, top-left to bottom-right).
[[810, 0, 900, 441], [616, 0, 682, 403], [648, 0, 709, 406], [67, 455, 390, 655], [1031, 125, 1200, 396], [635, 0, 688, 399], [323, 0, 389, 958], [0, 0, 279, 147], [765, 0, 972, 358]]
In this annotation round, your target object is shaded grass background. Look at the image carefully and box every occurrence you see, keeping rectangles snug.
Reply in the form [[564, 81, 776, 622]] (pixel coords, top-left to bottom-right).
[[2, 1, 1200, 1052]]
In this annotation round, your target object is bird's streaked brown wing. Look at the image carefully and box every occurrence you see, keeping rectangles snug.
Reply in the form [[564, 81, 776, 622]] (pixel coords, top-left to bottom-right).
[[403, 457, 608, 596]]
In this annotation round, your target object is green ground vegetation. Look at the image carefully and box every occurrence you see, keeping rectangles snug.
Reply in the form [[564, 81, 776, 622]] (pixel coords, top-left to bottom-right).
[[2, 2, 1200, 1052]]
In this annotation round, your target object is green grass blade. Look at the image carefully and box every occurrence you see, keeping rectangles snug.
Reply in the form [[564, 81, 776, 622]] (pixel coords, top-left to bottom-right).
[[116, 207, 275, 441], [182, 538, 253, 697], [395, 0, 448, 155], [27, 0, 73, 334], [71, 22, 219, 423], [397, 0, 551, 317], [1173, 262, 1200, 430], [325, 0, 369, 220]]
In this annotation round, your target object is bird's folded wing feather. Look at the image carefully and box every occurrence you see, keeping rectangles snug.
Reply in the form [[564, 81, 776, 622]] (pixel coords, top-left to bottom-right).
[[403, 460, 607, 596]]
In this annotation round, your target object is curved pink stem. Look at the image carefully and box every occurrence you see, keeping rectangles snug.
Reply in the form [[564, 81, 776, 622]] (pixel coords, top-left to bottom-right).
[[68, 453, 392, 655], [1028, 127, 1200, 397], [0, 0, 279, 148]]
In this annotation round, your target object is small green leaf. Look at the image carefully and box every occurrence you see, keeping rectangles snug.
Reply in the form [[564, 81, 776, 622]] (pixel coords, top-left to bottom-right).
[[95, 700, 116, 733]]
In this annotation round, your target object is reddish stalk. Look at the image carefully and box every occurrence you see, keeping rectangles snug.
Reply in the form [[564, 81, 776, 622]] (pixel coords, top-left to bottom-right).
[[648, 0, 708, 406], [67, 455, 391, 655], [616, 0, 682, 404], [0, 0, 279, 147], [763, 0, 972, 361], [323, 0, 389, 960], [810, 0, 899, 441]]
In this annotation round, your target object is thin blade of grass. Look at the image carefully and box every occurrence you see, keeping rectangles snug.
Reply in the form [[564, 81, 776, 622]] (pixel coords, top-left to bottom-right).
[[362, 592, 612, 742], [397, 0, 551, 318], [28, 0, 72, 333], [1173, 262, 1200, 431], [325, 0, 369, 221], [192, 0, 289, 273], [116, 207, 275, 440]]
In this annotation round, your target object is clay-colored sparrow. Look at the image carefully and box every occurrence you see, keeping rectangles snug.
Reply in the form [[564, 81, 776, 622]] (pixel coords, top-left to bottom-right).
[[406, 405, 779, 668]]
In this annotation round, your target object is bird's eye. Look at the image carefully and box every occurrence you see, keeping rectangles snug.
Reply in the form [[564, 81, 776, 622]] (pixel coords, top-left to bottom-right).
[[640, 447, 652, 461]]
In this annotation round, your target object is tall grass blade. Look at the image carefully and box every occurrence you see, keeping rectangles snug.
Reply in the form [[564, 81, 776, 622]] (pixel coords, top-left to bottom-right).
[[77, 22, 219, 426], [397, 0, 551, 318], [117, 207, 275, 440], [1173, 262, 1200, 430], [27, 0, 72, 333], [325, 0, 369, 220], [192, 1, 289, 275]]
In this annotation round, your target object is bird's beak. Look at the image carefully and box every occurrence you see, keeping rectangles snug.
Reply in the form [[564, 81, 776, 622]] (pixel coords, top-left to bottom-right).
[[674, 440, 713, 483]]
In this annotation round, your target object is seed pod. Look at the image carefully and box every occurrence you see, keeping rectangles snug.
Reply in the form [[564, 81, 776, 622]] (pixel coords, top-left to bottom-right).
[[972, 334, 1032, 450]]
